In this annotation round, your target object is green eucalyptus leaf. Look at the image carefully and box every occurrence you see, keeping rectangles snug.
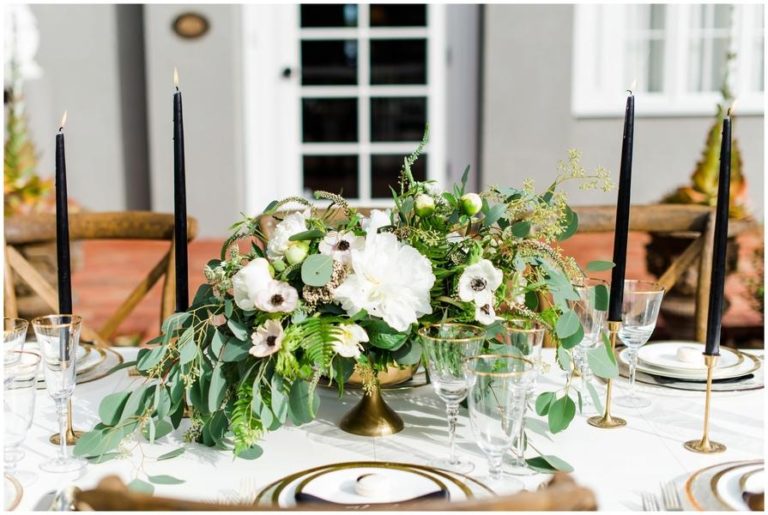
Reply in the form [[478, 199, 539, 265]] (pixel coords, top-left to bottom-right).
[[392, 341, 422, 366], [127, 479, 154, 495], [301, 254, 334, 287], [587, 343, 618, 379], [555, 310, 580, 339], [289, 229, 325, 241], [588, 283, 609, 312], [556, 346, 572, 371], [557, 206, 579, 241], [535, 392, 555, 416], [121, 385, 149, 421], [161, 312, 191, 334], [236, 445, 264, 460], [192, 284, 214, 306], [524, 291, 539, 311], [271, 375, 289, 424], [148, 474, 185, 485], [98, 392, 131, 426], [526, 455, 574, 474], [103, 360, 138, 376], [483, 203, 506, 227], [559, 324, 584, 349], [208, 364, 227, 412], [586, 381, 604, 413], [157, 447, 186, 461], [289, 380, 319, 425], [221, 338, 250, 362], [523, 417, 553, 441], [136, 346, 166, 372], [547, 395, 576, 434], [178, 328, 197, 365], [586, 260, 615, 272], [227, 319, 248, 342], [210, 329, 227, 357], [365, 321, 408, 351], [510, 220, 531, 237]]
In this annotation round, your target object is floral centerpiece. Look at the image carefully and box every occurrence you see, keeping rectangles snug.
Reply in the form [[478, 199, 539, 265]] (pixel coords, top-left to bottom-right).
[[75, 136, 617, 467]]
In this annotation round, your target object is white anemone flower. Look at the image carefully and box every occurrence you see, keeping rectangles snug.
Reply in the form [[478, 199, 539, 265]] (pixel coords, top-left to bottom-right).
[[250, 319, 284, 358], [458, 259, 503, 304], [333, 232, 435, 332], [332, 323, 369, 358], [318, 231, 364, 265], [474, 292, 497, 326], [361, 209, 392, 235], [254, 280, 299, 313], [266, 211, 308, 260], [232, 258, 273, 311]]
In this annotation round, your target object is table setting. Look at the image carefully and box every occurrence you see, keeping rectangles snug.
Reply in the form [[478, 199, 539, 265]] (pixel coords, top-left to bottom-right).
[[3, 73, 764, 512]]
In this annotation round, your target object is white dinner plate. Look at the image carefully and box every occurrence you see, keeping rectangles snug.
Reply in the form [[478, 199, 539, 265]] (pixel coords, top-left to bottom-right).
[[619, 348, 759, 381], [713, 464, 763, 510], [638, 342, 741, 371], [685, 460, 763, 511], [4, 473, 22, 511]]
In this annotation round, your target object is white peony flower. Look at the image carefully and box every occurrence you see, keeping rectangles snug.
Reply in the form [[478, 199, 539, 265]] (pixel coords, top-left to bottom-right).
[[332, 323, 369, 358], [318, 231, 364, 265], [361, 209, 392, 235], [232, 258, 273, 311], [458, 259, 503, 304], [474, 292, 497, 326], [254, 280, 299, 313], [267, 211, 308, 260], [414, 194, 436, 217], [250, 319, 284, 358], [424, 181, 442, 196], [333, 232, 435, 332]]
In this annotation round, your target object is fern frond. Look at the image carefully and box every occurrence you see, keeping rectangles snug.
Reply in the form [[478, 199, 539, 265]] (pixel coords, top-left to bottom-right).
[[231, 381, 263, 455]]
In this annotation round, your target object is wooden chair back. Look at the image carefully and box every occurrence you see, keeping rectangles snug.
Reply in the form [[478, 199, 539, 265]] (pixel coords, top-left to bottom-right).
[[3, 211, 198, 347]]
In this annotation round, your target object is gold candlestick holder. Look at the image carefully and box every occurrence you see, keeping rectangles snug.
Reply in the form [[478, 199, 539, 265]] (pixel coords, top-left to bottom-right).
[[684, 354, 726, 453], [49, 399, 84, 445], [588, 321, 627, 429]]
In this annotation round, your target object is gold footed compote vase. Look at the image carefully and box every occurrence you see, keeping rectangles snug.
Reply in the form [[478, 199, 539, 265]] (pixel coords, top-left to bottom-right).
[[339, 369, 404, 437]]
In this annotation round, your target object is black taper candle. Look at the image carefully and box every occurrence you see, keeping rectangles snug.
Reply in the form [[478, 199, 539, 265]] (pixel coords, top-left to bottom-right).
[[173, 69, 189, 312], [608, 91, 635, 321], [55, 112, 73, 314], [704, 112, 732, 356]]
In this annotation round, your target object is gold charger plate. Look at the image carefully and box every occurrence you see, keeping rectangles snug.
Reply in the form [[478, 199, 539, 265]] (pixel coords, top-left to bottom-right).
[[711, 463, 764, 511], [4, 473, 22, 511], [685, 459, 763, 511], [255, 461, 493, 507]]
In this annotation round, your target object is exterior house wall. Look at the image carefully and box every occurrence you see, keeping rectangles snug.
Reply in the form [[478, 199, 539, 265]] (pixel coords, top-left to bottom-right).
[[481, 4, 765, 218]]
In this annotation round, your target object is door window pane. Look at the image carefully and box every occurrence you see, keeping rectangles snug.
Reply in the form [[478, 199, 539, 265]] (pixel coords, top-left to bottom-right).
[[302, 98, 358, 142], [370, 4, 427, 27], [371, 154, 427, 198], [301, 40, 358, 85], [370, 39, 427, 84], [371, 97, 427, 142], [301, 5, 358, 27], [303, 155, 359, 198]]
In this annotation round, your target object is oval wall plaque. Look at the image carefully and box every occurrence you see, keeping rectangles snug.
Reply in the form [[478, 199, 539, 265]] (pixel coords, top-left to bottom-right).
[[173, 12, 209, 39]]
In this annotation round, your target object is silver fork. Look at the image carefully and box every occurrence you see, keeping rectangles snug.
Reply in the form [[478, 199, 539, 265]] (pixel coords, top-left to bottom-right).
[[660, 481, 684, 511], [641, 492, 660, 511]]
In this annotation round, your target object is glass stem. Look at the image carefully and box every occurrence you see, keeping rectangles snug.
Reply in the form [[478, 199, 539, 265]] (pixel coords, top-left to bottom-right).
[[628, 349, 638, 399], [56, 398, 68, 461], [489, 454, 504, 481], [446, 402, 459, 465]]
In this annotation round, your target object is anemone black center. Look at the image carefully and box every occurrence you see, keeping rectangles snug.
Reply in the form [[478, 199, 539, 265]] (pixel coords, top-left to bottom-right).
[[337, 240, 350, 251], [270, 294, 284, 305], [266, 335, 277, 347], [480, 304, 491, 315], [471, 278, 487, 291]]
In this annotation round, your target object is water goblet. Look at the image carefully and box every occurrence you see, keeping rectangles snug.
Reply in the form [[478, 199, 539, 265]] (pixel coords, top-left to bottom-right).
[[4, 351, 40, 473], [32, 315, 87, 473], [464, 354, 534, 492], [614, 280, 665, 409], [418, 323, 486, 474], [4, 318, 29, 366], [490, 319, 545, 476], [569, 279, 609, 408]]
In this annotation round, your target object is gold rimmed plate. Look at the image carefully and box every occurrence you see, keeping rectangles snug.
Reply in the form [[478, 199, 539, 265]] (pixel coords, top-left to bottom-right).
[[684, 459, 762, 511], [35, 345, 123, 389], [711, 463, 764, 511], [4, 473, 22, 511], [254, 461, 494, 508]]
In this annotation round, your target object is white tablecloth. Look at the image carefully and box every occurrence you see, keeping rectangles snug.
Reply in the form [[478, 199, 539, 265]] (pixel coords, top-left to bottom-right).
[[10, 348, 764, 511]]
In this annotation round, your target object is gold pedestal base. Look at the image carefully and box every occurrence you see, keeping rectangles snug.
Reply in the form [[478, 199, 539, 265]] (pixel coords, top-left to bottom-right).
[[684, 438, 726, 454], [339, 385, 404, 437], [587, 414, 627, 428], [50, 429, 84, 446]]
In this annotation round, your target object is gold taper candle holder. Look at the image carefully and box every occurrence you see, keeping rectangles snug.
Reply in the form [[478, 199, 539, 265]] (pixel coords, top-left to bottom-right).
[[588, 321, 627, 429], [49, 399, 84, 445], [684, 354, 726, 453]]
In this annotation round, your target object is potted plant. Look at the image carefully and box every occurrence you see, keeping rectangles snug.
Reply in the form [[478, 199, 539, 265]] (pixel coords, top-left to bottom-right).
[[645, 60, 751, 339]]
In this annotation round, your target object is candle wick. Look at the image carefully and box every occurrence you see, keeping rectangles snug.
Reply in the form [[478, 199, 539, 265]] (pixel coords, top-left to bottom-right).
[[58, 126, 64, 133], [626, 89, 633, 96], [175, 86, 179, 92]]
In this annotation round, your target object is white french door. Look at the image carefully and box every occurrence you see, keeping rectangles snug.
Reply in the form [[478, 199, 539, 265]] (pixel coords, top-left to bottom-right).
[[243, 3, 447, 214]]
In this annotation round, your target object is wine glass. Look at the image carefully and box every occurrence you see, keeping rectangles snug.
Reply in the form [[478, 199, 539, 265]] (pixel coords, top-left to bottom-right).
[[464, 354, 534, 491], [418, 323, 485, 473], [4, 351, 40, 473], [4, 318, 28, 366], [490, 319, 545, 476], [32, 315, 87, 473], [614, 280, 665, 409], [569, 279, 609, 409]]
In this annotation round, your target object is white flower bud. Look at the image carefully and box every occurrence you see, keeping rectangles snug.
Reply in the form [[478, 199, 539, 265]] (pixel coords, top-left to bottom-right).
[[414, 194, 436, 217], [460, 193, 483, 216], [284, 241, 310, 265]]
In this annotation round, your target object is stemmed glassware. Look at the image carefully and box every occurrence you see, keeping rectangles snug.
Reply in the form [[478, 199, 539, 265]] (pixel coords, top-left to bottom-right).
[[418, 323, 486, 474], [569, 279, 609, 409], [614, 280, 665, 409], [4, 318, 29, 366], [490, 319, 545, 476], [32, 315, 87, 473], [4, 351, 40, 473], [464, 354, 534, 491]]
